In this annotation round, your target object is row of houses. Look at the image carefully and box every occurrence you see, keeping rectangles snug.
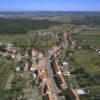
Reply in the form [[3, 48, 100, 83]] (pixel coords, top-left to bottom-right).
[[0, 43, 17, 59], [16, 48, 58, 100], [48, 45, 80, 100]]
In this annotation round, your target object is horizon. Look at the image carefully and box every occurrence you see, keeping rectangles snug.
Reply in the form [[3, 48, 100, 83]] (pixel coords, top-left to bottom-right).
[[0, 0, 100, 12], [0, 10, 100, 13]]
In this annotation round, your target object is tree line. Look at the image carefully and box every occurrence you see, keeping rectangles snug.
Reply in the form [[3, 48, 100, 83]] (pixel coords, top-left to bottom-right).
[[0, 18, 61, 34]]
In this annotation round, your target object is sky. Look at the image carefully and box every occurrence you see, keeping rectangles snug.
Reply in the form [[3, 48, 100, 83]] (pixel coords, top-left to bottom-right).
[[0, 0, 100, 12]]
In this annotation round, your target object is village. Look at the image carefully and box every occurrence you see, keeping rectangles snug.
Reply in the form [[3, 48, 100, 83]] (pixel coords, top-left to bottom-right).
[[0, 29, 100, 100]]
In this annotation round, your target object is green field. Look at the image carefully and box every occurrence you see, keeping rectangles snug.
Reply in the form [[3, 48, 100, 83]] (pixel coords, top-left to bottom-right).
[[71, 49, 100, 75], [0, 59, 14, 90], [75, 27, 100, 48], [80, 28, 100, 35], [67, 49, 100, 100], [65, 27, 100, 100], [0, 34, 33, 43], [75, 34, 100, 47]]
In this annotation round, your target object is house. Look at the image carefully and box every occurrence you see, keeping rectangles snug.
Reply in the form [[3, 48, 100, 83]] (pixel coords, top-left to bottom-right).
[[96, 49, 100, 54], [76, 89, 86, 95], [16, 66, 20, 72], [62, 62, 68, 67]]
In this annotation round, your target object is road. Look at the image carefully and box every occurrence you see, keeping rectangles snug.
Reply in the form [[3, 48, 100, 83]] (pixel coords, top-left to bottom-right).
[[45, 56, 62, 100]]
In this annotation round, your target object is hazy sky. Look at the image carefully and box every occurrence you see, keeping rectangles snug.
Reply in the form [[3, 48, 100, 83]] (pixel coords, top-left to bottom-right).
[[0, 0, 100, 11]]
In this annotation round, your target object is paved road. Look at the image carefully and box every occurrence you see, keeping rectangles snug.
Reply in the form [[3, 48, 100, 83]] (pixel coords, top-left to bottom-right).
[[45, 56, 62, 100]]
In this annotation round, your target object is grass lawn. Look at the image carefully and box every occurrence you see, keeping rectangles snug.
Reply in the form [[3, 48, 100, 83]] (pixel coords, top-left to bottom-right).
[[0, 34, 33, 43], [69, 27, 100, 100], [80, 28, 100, 35], [71, 49, 100, 76], [76, 34, 100, 48], [75, 27, 100, 48], [0, 59, 14, 90], [63, 49, 100, 99], [5, 73, 14, 89], [86, 86, 100, 93], [68, 49, 100, 100]]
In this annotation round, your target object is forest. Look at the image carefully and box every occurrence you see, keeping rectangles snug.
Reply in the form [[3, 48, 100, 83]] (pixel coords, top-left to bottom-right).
[[0, 18, 61, 34]]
